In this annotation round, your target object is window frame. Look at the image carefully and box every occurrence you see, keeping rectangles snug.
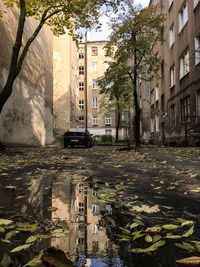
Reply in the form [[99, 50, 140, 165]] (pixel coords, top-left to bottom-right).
[[92, 97, 98, 108]]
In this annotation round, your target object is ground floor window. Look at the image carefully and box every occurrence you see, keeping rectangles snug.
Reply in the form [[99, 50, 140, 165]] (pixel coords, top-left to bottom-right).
[[181, 96, 190, 123]]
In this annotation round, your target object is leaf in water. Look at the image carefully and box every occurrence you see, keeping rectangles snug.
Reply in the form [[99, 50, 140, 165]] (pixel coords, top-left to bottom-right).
[[162, 224, 179, 230], [16, 195, 27, 200], [0, 253, 12, 267], [176, 256, 200, 266], [145, 234, 153, 243], [11, 243, 34, 253], [182, 225, 194, 238], [26, 235, 38, 244], [6, 230, 19, 240], [0, 219, 13, 226], [23, 253, 42, 267], [16, 222, 37, 232], [165, 234, 182, 239], [119, 227, 131, 235], [190, 188, 200, 193], [0, 226, 5, 233], [145, 226, 162, 233], [1, 239, 11, 244], [131, 204, 160, 213], [179, 220, 194, 227], [175, 242, 195, 252], [48, 207, 59, 212], [148, 240, 166, 250], [130, 223, 139, 229], [42, 247, 75, 267], [153, 235, 162, 243]]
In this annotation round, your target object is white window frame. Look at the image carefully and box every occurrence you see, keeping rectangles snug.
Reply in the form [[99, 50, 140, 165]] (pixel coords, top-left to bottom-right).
[[78, 116, 84, 125], [92, 224, 98, 234], [91, 62, 98, 72], [170, 65, 175, 87], [155, 115, 159, 132], [92, 80, 98, 89], [169, 23, 175, 48], [79, 66, 84, 75], [195, 36, 200, 65], [179, 3, 188, 33], [92, 97, 98, 108], [79, 100, 84, 110], [105, 129, 112, 135], [180, 49, 189, 79], [92, 117, 99, 125], [150, 117, 155, 133], [79, 82, 84, 91], [92, 204, 99, 214], [155, 87, 159, 101], [105, 117, 112, 126]]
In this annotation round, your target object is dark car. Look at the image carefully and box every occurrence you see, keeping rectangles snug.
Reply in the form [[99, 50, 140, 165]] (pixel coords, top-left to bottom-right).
[[64, 128, 93, 148]]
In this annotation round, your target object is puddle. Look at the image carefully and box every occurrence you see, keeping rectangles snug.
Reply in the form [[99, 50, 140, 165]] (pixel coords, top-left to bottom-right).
[[0, 169, 200, 267]]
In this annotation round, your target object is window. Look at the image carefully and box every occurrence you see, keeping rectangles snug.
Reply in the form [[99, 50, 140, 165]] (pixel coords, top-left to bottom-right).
[[92, 80, 98, 89], [79, 52, 84, 59], [92, 62, 98, 72], [92, 224, 98, 234], [155, 115, 159, 132], [122, 111, 129, 122], [79, 202, 84, 214], [179, 3, 188, 32], [195, 36, 200, 65], [150, 117, 155, 133], [170, 104, 176, 126], [79, 82, 84, 91], [92, 117, 98, 125], [92, 46, 98, 56], [161, 60, 164, 79], [105, 117, 112, 125], [169, 24, 175, 47], [92, 97, 98, 108], [79, 100, 84, 110], [92, 241, 99, 252], [150, 89, 155, 105], [79, 66, 84, 75], [181, 96, 190, 122], [78, 238, 84, 244], [194, 0, 200, 8], [180, 49, 189, 78], [78, 116, 84, 126], [104, 61, 109, 71], [196, 90, 200, 116], [161, 94, 165, 113], [170, 65, 175, 87], [155, 87, 159, 101], [92, 204, 99, 214]]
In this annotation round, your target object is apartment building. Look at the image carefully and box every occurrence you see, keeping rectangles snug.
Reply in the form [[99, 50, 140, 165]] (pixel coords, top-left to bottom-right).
[[77, 40, 128, 139], [140, 0, 200, 145]]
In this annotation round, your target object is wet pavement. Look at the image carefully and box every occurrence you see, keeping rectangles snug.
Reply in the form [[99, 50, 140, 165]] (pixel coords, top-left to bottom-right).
[[0, 144, 200, 266]]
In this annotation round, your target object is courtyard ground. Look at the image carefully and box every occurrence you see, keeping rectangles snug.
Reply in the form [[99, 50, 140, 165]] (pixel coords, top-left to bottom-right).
[[0, 144, 200, 266]]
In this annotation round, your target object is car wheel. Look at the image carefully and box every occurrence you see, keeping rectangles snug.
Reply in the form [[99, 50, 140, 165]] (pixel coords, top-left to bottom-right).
[[71, 144, 74, 148], [64, 144, 68, 148]]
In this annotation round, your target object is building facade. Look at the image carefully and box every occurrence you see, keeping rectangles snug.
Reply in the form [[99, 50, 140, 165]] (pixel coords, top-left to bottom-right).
[[140, 0, 200, 145], [77, 40, 129, 139]]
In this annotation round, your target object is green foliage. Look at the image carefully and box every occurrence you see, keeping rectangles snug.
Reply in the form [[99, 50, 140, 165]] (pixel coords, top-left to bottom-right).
[[0, 217, 69, 266]]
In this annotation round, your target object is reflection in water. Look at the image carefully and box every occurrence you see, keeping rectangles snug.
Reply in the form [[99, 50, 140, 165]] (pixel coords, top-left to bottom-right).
[[51, 176, 123, 266]]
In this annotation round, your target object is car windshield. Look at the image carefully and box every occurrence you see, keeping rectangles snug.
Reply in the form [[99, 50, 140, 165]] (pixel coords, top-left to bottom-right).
[[65, 132, 85, 136]]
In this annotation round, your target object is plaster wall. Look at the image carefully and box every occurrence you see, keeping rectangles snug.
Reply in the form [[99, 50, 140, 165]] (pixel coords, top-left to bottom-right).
[[0, 1, 54, 146]]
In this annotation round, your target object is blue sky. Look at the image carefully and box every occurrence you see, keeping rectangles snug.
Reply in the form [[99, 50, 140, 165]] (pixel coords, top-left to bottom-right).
[[87, 0, 150, 41]]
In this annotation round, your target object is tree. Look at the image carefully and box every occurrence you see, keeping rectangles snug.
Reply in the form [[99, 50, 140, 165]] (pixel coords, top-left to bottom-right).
[[98, 61, 131, 142], [0, 0, 121, 113], [105, 1, 164, 147]]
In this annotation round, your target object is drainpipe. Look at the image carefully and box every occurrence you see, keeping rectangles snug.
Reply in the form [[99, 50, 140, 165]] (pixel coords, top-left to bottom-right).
[[85, 31, 88, 130]]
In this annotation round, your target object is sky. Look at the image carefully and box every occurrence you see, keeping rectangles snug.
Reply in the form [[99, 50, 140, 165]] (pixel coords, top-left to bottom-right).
[[87, 0, 150, 41]]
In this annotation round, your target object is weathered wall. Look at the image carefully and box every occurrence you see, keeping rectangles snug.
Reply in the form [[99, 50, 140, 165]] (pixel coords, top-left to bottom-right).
[[0, 1, 54, 146], [53, 34, 78, 135]]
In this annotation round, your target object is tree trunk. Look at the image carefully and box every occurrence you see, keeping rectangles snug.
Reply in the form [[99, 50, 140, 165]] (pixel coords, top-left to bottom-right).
[[115, 103, 121, 142], [0, 0, 26, 113]]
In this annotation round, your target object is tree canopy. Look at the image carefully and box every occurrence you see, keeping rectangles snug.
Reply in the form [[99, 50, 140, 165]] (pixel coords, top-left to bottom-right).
[[0, 0, 121, 113], [103, 1, 165, 147]]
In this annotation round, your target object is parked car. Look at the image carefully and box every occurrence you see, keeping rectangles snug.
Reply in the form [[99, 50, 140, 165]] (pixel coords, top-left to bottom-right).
[[64, 128, 93, 148]]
